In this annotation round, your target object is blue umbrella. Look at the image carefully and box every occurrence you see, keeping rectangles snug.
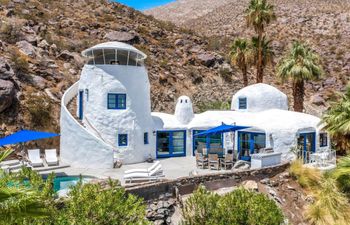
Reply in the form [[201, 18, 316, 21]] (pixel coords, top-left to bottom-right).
[[194, 123, 250, 136], [0, 130, 59, 147]]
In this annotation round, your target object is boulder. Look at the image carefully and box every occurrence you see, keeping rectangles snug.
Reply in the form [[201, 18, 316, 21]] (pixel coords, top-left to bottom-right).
[[30, 75, 47, 89], [104, 31, 139, 43], [197, 53, 216, 67], [311, 94, 325, 106], [16, 40, 37, 57], [0, 80, 16, 113], [57, 50, 75, 61], [242, 180, 258, 191], [232, 160, 250, 170], [0, 57, 14, 80]]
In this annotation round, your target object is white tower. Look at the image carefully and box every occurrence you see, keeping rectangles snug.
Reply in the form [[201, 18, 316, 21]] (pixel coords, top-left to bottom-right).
[[76, 42, 155, 164]]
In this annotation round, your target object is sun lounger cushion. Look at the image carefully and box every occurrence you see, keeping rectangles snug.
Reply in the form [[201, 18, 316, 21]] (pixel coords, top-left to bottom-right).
[[28, 149, 43, 167], [124, 161, 160, 174], [45, 149, 58, 166]]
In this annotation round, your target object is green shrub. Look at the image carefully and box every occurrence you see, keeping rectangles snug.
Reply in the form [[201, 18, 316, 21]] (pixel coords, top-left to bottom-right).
[[197, 100, 231, 113], [181, 186, 284, 225], [0, 23, 21, 44], [56, 180, 149, 225], [26, 92, 52, 128], [332, 155, 350, 197]]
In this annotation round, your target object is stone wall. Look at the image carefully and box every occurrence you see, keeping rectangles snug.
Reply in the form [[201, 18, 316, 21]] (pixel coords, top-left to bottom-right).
[[126, 162, 289, 201]]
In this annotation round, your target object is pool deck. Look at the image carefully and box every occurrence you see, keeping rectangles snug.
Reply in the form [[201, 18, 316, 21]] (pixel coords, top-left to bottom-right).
[[38, 157, 223, 185]]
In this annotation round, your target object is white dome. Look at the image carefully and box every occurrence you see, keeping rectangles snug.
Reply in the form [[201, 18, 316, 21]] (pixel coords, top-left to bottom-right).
[[174, 96, 194, 124], [231, 83, 288, 112]]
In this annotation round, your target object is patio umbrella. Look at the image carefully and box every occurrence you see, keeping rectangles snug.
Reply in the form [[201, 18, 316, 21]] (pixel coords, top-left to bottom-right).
[[194, 123, 250, 136], [0, 130, 59, 147]]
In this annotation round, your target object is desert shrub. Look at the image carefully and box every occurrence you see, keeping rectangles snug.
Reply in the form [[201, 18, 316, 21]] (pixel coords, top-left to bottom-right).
[[197, 100, 231, 113], [306, 176, 350, 225], [219, 67, 232, 82], [181, 186, 284, 225], [26, 92, 52, 128], [10, 49, 30, 75], [0, 23, 21, 44], [332, 155, 350, 197], [289, 160, 321, 189], [55, 180, 148, 225]]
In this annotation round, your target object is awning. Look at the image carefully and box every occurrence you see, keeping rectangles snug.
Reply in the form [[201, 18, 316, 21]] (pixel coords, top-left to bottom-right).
[[194, 123, 250, 136], [0, 130, 59, 147]]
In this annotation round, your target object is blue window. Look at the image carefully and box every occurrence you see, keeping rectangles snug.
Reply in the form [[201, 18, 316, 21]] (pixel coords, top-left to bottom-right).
[[108, 93, 126, 109], [118, 134, 128, 146], [320, 133, 327, 147], [144, 132, 149, 145], [238, 97, 247, 109]]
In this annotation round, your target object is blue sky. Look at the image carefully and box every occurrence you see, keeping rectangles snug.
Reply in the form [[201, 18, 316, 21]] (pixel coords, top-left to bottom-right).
[[115, 0, 176, 11]]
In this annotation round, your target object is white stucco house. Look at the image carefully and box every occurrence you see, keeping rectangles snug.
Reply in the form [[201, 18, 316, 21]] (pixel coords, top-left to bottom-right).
[[60, 42, 330, 169]]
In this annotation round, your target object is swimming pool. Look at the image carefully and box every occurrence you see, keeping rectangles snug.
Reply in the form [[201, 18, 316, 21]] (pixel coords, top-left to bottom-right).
[[52, 176, 91, 192]]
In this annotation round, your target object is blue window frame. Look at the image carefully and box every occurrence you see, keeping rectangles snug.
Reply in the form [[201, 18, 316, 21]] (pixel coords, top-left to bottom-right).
[[238, 131, 266, 161], [118, 134, 128, 146], [144, 132, 149, 145], [238, 97, 247, 109], [156, 130, 186, 158], [107, 93, 126, 109], [297, 132, 316, 163], [192, 130, 223, 157], [320, 133, 327, 147], [78, 90, 84, 120]]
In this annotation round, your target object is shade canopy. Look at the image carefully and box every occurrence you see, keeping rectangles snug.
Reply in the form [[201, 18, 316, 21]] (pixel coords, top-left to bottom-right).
[[194, 123, 250, 136], [0, 130, 59, 147]]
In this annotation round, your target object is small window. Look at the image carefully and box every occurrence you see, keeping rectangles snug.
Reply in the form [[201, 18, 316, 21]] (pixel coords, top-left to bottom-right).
[[320, 133, 327, 147], [117, 50, 128, 65], [104, 49, 116, 65], [144, 132, 149, 145], [238, 97, 247, 109], [93, 49, 104, 64], [118, 134, 128, 146], [107, 93, 126, 109], [128, 51, 138, 66]]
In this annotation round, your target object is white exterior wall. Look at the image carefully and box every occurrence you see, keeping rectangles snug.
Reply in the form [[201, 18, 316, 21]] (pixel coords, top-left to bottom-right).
[[60, 82, 114, 169], [78, 65, 155, 164]]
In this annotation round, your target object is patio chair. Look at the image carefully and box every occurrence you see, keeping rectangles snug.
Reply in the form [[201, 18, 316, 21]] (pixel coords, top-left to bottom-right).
[[45, 149, 59, 166], [27, 149, 44, 167], [208, 154, 220, 170], [220, 154, 234, 170], [124, 161, 160, 174], [123, 164, 164, 183], [195, 152, 208, 169]]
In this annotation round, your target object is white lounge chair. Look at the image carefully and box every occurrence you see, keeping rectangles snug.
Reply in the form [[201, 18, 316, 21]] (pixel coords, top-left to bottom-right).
[[124, 164, 164, 183], [124, 161, 160, 174], [27, 149, 44, 167], [45, 149, 58, 166]]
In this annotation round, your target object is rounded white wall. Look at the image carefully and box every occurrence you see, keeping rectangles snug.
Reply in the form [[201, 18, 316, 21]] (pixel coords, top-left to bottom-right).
[[78, 65, 155, 164], [231, 83, 288, 112], [174, 96, 194, 125]]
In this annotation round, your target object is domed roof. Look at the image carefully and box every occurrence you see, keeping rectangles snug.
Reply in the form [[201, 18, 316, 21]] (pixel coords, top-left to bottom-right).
[[81, 42, 147, 59], [231, 83, 288, 112]]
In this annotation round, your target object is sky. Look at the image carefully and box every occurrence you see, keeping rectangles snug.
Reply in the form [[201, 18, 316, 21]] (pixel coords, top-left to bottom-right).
[[115, 0, 176, 11]]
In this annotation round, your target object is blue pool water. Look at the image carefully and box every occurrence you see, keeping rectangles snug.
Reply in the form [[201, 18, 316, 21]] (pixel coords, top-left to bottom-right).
[[115, 0, 176, 11], [52, 176, 86, 192]]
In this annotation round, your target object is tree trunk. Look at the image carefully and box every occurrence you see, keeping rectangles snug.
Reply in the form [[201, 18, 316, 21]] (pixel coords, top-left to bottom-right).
[[242, 59, 248, 86], [256, 33, 263, 83], [293, 80, 305, 112]]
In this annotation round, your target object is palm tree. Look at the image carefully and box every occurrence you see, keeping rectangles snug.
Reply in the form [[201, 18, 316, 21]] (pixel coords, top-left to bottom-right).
[[230, 38, 251, 86], [251, 36, 274, 80], [277, 41, 323, 112], [321, 85, 350, 154], [246, 0, 276, 83]]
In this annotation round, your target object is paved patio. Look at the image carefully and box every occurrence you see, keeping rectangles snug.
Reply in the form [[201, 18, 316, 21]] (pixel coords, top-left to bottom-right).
[[38, 157, 223, 185]]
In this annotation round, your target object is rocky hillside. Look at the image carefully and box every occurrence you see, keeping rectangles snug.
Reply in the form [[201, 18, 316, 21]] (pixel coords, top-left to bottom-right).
[[0, 0, 240, 139], [147, 0, 350, 115]]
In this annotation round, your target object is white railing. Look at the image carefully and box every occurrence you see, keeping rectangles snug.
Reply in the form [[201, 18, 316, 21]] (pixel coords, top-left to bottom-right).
[[302, 149, 337, 171]]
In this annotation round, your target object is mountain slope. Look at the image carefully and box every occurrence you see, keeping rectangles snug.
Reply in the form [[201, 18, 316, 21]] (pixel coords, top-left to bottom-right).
[[147, 0, 350, 115], [0, 0, 239, 138]]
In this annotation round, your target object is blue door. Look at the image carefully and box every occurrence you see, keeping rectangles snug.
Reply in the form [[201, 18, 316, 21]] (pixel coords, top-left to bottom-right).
[[297, 132, 316, 163], [156, 131, 186, 158], [238, 132, 266, 161], [79, 90, 84, 120]]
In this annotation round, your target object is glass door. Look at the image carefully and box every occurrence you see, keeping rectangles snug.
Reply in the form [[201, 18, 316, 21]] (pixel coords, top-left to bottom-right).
[[157, 131, 186, 158], [78, 90, 84, 120], [238, 132, 266, 161], [297, 133, 315, 163]]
